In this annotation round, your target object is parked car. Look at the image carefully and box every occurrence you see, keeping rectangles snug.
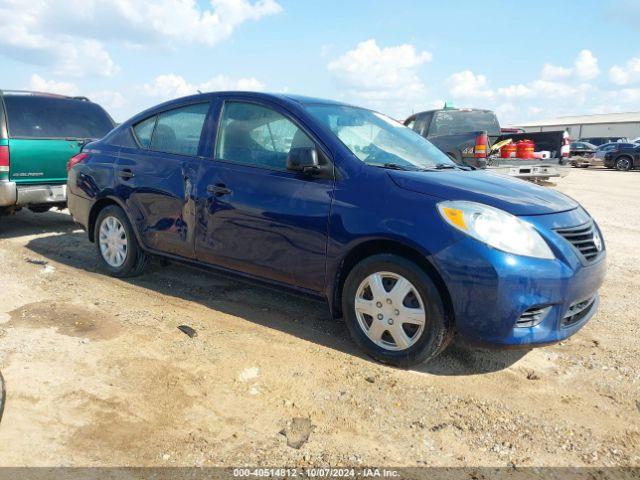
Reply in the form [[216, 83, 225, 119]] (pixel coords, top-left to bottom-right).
[[404, 107, 570, 181], [596, 142, 635, 166], [0, 90, 115, 215], [602, 142, 640, 171], [578, 136, 628, 146], [67, 92, 606, 366], [569, 141, 600, 167]]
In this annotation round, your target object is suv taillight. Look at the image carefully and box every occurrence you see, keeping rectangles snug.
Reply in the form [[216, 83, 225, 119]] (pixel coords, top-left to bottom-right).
[[0, 145, 9, 172], [474, 133, 488, 158], [67, 152, 88, 172]]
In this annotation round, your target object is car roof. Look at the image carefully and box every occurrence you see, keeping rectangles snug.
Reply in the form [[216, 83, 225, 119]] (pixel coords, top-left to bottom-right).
[[126, 91, 360, 125], [597, 142, 634, 148], [0, 89, 93, 103], [410, 108, 495, 118]]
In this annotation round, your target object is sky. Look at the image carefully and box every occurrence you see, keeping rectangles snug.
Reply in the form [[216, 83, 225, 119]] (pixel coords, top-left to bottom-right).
[[1, 0, 639, 124]]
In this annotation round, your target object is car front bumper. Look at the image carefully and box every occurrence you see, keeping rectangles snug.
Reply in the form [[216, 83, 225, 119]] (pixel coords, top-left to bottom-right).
[[0, 180, 67, 207], [487, 163, 571, 179], [431, 208, 607, 347]]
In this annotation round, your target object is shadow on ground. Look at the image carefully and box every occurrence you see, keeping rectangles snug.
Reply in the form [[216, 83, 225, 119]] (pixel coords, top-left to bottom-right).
[[8, 209, 528, 375]]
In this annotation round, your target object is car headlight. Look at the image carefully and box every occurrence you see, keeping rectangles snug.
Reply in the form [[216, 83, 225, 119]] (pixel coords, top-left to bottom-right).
[[437, 200, 555, 259]]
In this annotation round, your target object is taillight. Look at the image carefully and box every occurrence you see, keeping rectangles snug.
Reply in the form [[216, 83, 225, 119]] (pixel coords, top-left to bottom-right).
[[0, 145, 9, 172], [474, 133, 488, 158], [67, 152, 88, 172]]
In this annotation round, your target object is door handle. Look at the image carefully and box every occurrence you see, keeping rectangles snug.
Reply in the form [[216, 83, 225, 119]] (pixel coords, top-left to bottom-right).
[[207, 184, 232, 196], [118, 168, 135, 180]]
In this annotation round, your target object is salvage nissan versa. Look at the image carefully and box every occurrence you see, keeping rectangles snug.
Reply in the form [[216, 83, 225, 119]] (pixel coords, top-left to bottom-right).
[[67, 92, 607, 366]]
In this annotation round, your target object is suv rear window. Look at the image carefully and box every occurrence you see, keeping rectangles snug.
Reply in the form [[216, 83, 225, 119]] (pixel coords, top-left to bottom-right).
[[430, 110, 500, 136], [3, 95, 114, 139]]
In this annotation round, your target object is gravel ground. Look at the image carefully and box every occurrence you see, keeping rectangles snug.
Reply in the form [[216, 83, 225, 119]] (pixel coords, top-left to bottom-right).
[[0, 168, 638, 468]]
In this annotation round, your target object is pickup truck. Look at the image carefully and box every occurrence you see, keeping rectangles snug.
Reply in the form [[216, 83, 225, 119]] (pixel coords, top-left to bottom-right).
[[404, 107, 571, 181]]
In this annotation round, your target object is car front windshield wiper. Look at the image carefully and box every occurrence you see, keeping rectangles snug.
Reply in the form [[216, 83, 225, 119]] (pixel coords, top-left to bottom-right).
[[373, 163, 421, 171], [434, 163, 458, 170]]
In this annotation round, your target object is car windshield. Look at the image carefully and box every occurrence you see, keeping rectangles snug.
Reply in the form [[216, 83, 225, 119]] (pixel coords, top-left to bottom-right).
[[305, 104, 455, 170]]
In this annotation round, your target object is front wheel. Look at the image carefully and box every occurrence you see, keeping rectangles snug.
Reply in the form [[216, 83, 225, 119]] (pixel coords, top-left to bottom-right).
[[341, 254, 451, 367], [94, 205, 147, 277]]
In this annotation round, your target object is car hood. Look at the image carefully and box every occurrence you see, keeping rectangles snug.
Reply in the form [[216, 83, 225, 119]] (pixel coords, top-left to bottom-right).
[[388, 170, 578, 216]]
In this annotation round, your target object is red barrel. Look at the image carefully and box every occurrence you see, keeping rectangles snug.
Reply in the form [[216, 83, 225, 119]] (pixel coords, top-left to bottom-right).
[[516, 139, 535, 159], [500, 142, 517, 158]]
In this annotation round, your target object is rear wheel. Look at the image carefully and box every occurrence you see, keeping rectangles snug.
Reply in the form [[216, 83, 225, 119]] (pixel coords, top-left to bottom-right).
[[615, 156, 632, 171], [341, 254, 451, 367], [94, 205, 147, 277]]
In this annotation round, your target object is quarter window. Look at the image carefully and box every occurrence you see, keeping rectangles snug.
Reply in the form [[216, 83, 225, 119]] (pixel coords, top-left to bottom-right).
[[149, 103, 209, 156], [216, 102, 314, 170], [133, 116, 156, 148]]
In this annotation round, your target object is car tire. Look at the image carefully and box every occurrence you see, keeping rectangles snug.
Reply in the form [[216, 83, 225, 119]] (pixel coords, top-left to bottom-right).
[[341, 254, 451, 367], [94, 205, 148, 278], [615, 156, 632, 172]]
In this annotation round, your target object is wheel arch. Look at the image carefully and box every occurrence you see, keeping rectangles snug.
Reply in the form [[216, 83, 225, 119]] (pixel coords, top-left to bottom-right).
[[330, 238, 455, 328], [87, 196, 141, 246]]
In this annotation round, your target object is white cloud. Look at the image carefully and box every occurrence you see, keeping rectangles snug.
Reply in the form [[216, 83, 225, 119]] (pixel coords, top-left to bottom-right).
[[27, 74, 79, 96], [0, 0, 281, 77], [540, 64, 572, 81], [446, 70, 493, 100], [144, 73, 266, 101], [327, 39, 432, 116], [540, 49, 599, 82], [90, 0, 283, 47], [25, 74, 129, 120], [609, 57, 640, 85], [573, 49, 600, 80]]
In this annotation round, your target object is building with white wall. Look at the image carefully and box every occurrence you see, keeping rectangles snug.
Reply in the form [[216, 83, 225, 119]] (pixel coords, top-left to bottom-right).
[[514, 112, 640, 140]]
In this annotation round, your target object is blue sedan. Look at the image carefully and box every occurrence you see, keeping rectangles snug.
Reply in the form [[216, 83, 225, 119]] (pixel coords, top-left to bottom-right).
[[67, 92, 606, 366]]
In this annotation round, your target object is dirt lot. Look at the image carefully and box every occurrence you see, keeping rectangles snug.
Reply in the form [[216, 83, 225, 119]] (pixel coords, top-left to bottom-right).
[[0, 168, 638, 468]]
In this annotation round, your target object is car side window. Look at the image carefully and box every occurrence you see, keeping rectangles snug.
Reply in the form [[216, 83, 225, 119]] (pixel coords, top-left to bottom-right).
[[133, 116, 156, 148], [149, 103, 209, 156], [216, 101, 314, 170]]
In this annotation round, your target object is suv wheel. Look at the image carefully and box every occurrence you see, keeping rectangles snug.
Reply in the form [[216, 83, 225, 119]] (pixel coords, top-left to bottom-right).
[[615, 156, 632, 171], [342, 254, 451, 367], [95, 205, 147, 277]]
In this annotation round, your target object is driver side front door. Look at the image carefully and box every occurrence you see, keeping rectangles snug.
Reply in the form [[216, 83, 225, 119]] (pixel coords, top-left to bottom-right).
[[195, 100, 335, 293]]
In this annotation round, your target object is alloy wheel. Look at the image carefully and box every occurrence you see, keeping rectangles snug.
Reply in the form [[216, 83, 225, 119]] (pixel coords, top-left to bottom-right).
[[354, 271, 426, 351], [616, 158, 631, 171]]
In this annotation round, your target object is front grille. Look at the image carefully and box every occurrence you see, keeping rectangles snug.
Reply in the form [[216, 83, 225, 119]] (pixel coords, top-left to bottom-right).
[[562, 295, 597, 328], [555, 221, 602, 263], [516, 306, 551, 328]]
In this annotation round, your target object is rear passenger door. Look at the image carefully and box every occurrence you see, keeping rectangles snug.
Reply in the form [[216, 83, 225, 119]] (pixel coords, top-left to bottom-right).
[[118, 102, 210, 259]]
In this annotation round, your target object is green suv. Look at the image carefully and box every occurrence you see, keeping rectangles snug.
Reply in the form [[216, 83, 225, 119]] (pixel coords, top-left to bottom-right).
[[0, 90, 115, 215]]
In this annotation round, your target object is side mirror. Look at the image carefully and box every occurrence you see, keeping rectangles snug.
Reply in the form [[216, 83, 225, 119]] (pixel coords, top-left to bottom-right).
[[287, 147, 320, 174]]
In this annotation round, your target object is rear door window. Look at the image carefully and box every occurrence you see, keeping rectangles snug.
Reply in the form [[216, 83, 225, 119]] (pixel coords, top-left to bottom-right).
[[4, 95, 114, 139], [149, 103, 209, 156]]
